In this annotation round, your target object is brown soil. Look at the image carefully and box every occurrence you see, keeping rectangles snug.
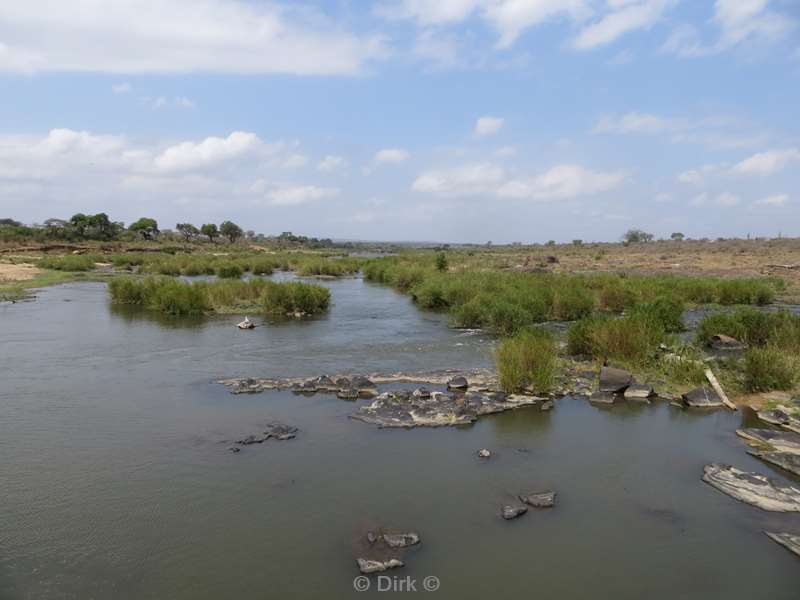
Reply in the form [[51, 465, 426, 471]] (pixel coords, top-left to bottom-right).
[[0, 262, 42, 282]]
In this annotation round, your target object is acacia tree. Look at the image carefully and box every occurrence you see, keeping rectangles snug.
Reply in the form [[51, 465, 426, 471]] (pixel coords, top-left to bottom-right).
[[220, 220, 244, 243], [176, 223, 200, 241], [129, 217, 159, 240], [622, 229, 654, 244], [670, 232, 685, 241], [200, 223, 219, 242]]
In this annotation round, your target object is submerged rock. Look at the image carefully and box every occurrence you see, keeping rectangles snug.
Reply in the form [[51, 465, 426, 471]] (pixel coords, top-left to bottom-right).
[[351, 390, 543, 428], [599, 367, 632, 393], [748, 450, 800, 477], [356, 558, 404, 574], [519, 491, 556, 508], [764, 532, 800, 558], [381, 532, 420, 549], [446, 376, 469, 390], [236, 423, 297, 446], [540, 400, 554, 411], [737, 429, 800, 455], [682, 387, 723, 408], [702, 464, 800, 512], [624, 383, 654, 400], [477, 448, 492, 459], [589, 391, 615, 405], [501, 504, 528, 520]]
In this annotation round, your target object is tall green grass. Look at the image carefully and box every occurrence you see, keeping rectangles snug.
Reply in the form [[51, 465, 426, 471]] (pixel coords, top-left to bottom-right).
[[696, 308, 800, 351], [744, 347, 798, 392], [37, 254, 100, 271], [495, 328, 559, 393], [109, 277, 330, 316]]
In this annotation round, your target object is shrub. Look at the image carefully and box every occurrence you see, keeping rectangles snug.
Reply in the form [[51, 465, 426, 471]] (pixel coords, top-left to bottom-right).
[[568, 314, 664, 365], [496, 328, 559, 393], [631, 296, 685, 333], [744, 347, 797, 392], [696, 308, 800, 350]]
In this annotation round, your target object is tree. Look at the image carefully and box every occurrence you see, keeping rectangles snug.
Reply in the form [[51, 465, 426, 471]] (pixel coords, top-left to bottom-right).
[[435, 252, 448, 272], [176, 223, 199, 242], [69, 213, 90, 237], [622, 229, 654, 244], [200, 223, 219, 242], [670, 232, 685, 241], [572, 239, 583, 246], [129, 217, 159, 240], [220, 220, 244, 243]]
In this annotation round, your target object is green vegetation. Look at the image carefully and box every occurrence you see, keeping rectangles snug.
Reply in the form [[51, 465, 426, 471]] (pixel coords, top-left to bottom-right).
[[215, 263, 243, 279], [36, 254, 99, 272], [567, 314, 664, 366], [108, 277, 330, 316], [496, 328, 559, 394], [743, 347, 797, 392], [297, 257, 362, 277], [696, 308, 800, 351]]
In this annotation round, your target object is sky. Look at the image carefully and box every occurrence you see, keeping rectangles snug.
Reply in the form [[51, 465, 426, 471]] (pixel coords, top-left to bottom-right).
[[0, 0, 799, 243]]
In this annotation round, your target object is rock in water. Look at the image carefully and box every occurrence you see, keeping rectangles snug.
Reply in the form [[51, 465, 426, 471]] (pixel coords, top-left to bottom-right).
[[519, 491, 556, 508], [356, 558, 404, 574], [764, 532, 800, 558], [748, 450, 800, 477], [598, 367, 632, 393], [477, 448, 491, 458], [624, 383, 654, 400], [501, 504, 528, 520], [447, 376, 469, 390], [589, 391, 615, 405], [381, 533, 420, 548], [757, 409, 800, 434], [540, 400, 554, 411], [682, 387, 723, 408], [709, 334, 746, 351], [702, 464, 800, 512], [265, 423, 298, 440], [737, 429, 800, 455]]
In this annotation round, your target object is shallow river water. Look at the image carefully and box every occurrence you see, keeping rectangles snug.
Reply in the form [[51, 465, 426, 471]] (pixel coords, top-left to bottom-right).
[[1, 276, 799, 599]]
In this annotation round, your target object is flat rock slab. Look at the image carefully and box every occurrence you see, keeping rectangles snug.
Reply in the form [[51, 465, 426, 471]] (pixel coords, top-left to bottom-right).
[[599, 367, 632, 393], [519, 491, 556, 508], [757, 409, 800, 434], [764, 532, 800, 558], [748, 450, 800, 477], [589, 391, 615, 405], [737, 429, 800, 455], [624, 383, 654, 400], [501, 504, 528, 520], [236, 423, 298, 446], [702, 464, 800, 512], [682, 387, 723, 408], [351, 390, 544, 428]]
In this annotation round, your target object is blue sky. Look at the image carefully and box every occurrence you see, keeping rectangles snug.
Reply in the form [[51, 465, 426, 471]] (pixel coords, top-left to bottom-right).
[[0, 0, 798, 243]]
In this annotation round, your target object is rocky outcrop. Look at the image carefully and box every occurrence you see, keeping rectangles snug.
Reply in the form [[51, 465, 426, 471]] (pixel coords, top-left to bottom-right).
[[737, 429, 800, 455], [589, 391, 615, 405], [235, 422, 297, 446], [757, 409, 800, 434], [598, 367, 632, 393], [682, 387, 723, 408], [748, 450, 800, 477], [519, 491, 556, 508], [351, 390, 544, 428], [501, 503, 528, 520], [477, 448, 492, 458], [380, 533, 420, 549], [764, 532, 800, 558], [447, 376, 469, 390], [702, 464, 800, 512], [357, 558, 404, 574], [624, 383, 654, 400]]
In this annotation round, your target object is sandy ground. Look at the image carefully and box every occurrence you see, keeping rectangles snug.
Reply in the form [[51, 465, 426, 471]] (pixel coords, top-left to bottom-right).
[[0, 262, 42, 282]]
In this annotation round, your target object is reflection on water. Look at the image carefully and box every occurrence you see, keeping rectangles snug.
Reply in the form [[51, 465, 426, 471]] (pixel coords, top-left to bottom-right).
[[1, 278, 799, 599]]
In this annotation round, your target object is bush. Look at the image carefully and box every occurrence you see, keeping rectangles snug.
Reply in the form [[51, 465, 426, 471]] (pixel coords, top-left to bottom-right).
[[696, 308, 800, 350], [631, 296, 685, 333], [496, 328, 559, 393], [568, 314, 664, 365], [744, 347, 797, 392]]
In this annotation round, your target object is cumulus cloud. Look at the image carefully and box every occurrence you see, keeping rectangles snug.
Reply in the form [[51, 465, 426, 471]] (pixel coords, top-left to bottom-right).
[[154, 132, 262, 173], [732, 148, 800, 176], [318, 155, 348, 172], [412, 162, 624, 200], [374, 148, 410, 164], [474, 116, 504, 136], [266, 185, 339, 206], [573, 0, 674, 50], [0, 0, 385, 76]]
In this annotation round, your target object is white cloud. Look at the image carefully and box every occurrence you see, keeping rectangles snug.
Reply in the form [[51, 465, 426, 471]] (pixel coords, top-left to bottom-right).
[[154, 132, 263, 173], [474, 116, 504, 136], [483, 0, 589, 49], [754, 193, 789, 206], [112, 82, 132, 94], [146, 96, 196, 110], [412, 162, 624, 200], [573, 0, 674, 50], [715, 192, 740, 206], [677, 164, 722, 184], [375, 148, 410, 164], [318, 155, 348, 172], [495, 146, 517, 157], [266, 185, 339, 206], [732, 148, 800, 176], [0, 0, 385, 76], [281, 153, 308, 169]]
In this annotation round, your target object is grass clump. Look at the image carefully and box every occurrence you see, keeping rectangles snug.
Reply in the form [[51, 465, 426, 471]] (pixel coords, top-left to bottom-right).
[[567, 314, 664, 366], [109, 277, 330, 316], [744, 346, 797, 392], [37, 255, 98, 271], [696, 308, 800, 351], [216, 263, 243, 279], [496, 328, 559, 394]]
